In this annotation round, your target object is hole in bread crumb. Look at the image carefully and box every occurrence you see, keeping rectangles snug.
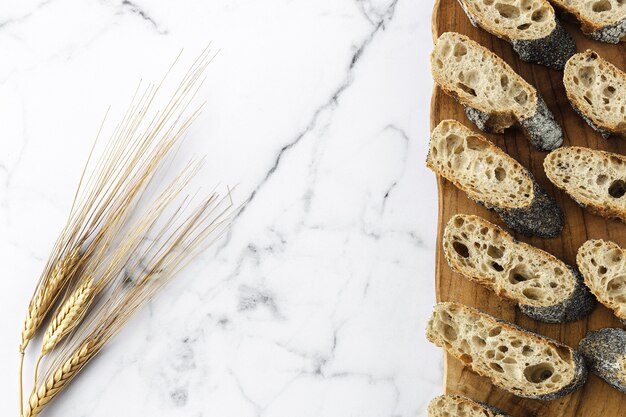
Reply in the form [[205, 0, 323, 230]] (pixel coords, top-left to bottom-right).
[[472, 335, 486, 347], [524, 363, 554, 383], [466, 135, 488, 151], [608, 180, 626, 198], [500, 74, 509, 89], [453, 217, 465, 227], [522, 288, 542, 300], [494, 167, 506, 181], [491, 262, 504, 272], [487, 245, 504, 259], [578, 66, 596, 87], [522, 346, 533, 356], [597, 174, 608, 185], [593, 0, 612, 12], [599, 266, 608, 274], [490, 362, 504, 373], [495, 3, 520, 19], [509, 266, 531, 285], [514, 90, 528, 105], [452, 241, 470, 258], [457, 82, 476, 97], [604, 86, 616, 98], [442, 323, 458, 341], [531, 8, 547, 22], [453, 43, 467, 57], [489, 326, 502, 337], [555, 346, 572, 361], [517, 23, 531, 30]]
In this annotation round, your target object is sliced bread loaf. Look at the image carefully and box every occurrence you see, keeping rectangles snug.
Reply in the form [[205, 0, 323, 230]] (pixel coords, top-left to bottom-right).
[[550, 0, 626, 43], [431, 32, 563, 151], [444, 214, 595, 323], [579, 328, 626, 394], [426, 302, 587, 400], [428, 394, 513, 417], [577, 239, 626, 321], [457, 0, 575, 69], [563, 50, 626, 139], [427, 120, 564, 238], [543, 146, 626, 221]]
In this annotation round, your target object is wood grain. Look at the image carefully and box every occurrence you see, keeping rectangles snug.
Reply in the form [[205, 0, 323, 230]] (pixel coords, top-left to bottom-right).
[[430, 1, 626, 416]]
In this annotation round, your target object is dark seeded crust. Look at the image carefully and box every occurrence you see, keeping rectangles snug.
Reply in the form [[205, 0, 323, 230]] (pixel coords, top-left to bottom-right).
[[487, 173, 564, 238], [457, 0, 575, 70], [465, 96, 563, 152], [427, 303, 588, 400], [590, 18, 626, 44], [519, 267, 596, 323], [429, 394, 514, 417], [511, 19, 576, 70], [579, 328, 626, 393]]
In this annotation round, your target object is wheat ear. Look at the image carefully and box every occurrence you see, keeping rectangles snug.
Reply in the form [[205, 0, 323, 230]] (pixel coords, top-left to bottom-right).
[[41, 278, 94, 356], [25, 341, 97, 417], [20, 248, 81, 353]]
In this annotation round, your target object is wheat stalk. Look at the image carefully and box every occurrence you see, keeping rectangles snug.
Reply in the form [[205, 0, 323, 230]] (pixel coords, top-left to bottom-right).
[[25, 341, 98, 417]]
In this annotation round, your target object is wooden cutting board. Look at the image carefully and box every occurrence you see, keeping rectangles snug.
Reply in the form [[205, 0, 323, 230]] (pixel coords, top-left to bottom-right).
[[431, 1, 626, 416]]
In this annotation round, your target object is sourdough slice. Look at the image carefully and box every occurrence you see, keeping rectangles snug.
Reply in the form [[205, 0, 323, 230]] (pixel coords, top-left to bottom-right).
[[431, 32, 563, 151], [563, 50, 626, 138], [427, 120, 564, 238], [577, 239, 626, 321], [543, 146, 626, 221], [579, 328, 626, 393], [457, 0, 575, 69], [427, 395, 513, 417], [426, 302, 587, 400], [550, 0, 626, 43], [444, 214, 595, 323]]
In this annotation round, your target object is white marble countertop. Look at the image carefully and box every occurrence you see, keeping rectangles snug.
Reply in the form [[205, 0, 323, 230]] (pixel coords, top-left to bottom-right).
[[0, 1, 442, 416]]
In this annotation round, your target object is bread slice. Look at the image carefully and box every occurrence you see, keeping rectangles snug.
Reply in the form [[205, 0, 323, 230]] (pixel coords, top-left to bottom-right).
[[457, 0, 575, 69], [579, 328, 626, 394], [543, 146, 626, 221], [444, 214, 595, 323], [427, 120, 564, 238], [427, 394, 513, 417], [563, 50, 626, 139], [550, 0, 626, 43], [577, 239, 626, 321], [426, 302, 587, 400], [431, 32, 563, 151]]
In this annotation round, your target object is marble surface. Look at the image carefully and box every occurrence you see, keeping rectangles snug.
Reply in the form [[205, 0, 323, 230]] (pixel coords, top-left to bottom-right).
[[0, 0, 442, 416]]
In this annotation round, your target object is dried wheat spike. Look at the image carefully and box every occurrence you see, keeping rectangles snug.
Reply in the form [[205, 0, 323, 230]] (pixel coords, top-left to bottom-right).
[[25, 341, 96, 417], [41, 278, 94, 355], [20, 248, 81, 353]]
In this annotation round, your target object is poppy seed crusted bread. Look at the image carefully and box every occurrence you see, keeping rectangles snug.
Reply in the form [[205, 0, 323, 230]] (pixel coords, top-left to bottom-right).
[[563, 50, 626, 139], [426, 302, 587, 400], [431, 32, 563, 151], [444, 214, 595, 323], [457, 0, 575, 69], [427, 394, 513, 417], [550, 0, 626, 43], [579, 328, 626, 394], [577, 239, 626, 321], [543, 146, 626, 222], [427, 120, 564, 238]]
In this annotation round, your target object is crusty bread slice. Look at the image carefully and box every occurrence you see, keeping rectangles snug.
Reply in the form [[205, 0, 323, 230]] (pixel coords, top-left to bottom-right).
[[457, 0, 575, 69], [564, 50, 626, 138], [444, 214, 595, 323], [427, 120, 564, 238], [577, 239, 626, 321], [543, 146, 626, 221], [426, 302, 587, 400], [550, 0, 626, 43], [431, 32, 563, 151], [579, 328, 626, 394], [427, 395, 512, 417]]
